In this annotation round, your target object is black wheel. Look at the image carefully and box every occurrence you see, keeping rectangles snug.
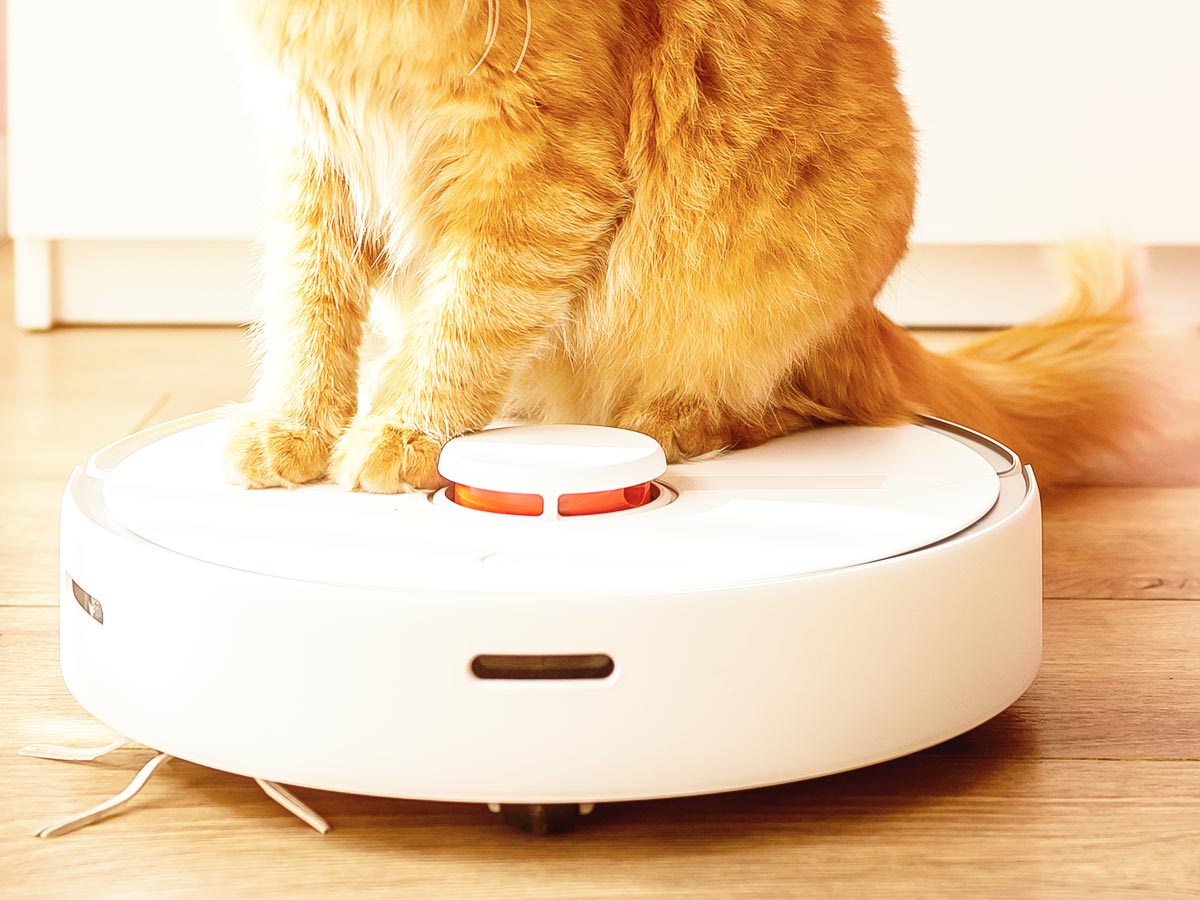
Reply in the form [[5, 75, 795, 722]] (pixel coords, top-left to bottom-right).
[[497, 803, 583, 835]]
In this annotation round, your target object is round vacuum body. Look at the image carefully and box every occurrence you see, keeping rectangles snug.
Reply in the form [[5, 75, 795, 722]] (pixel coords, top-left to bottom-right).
[[58, 412, 1041, 805]]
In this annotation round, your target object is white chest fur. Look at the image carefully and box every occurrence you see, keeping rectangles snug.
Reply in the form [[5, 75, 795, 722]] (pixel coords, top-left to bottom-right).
[[312, 94, 424, 264], [236, 5, 449, 269]]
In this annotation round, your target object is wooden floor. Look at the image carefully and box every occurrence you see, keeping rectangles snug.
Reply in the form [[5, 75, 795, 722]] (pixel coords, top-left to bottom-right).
[[1, 240, 1198, 899]]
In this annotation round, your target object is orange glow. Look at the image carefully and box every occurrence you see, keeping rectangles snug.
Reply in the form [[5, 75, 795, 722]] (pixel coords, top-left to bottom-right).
[[559, 482, 654, 516], [451, 482, 656, 516], [452, 484, 544, 516]]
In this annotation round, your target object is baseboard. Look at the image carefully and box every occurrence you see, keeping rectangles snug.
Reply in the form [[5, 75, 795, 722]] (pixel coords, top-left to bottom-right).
[[51, 240, 259, 324], [38, 239, 1200, 328], [883, 244, 1200, 327]]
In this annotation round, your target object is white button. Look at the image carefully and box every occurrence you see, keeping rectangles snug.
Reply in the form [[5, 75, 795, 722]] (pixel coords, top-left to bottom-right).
[[437, 425, 667, 498]]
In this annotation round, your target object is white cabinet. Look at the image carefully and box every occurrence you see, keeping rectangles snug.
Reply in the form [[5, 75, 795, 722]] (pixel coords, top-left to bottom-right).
[[8, 0, 1199, 327], [8, 1, 264, 240], [886, 1, 1200, 245], [7, 0, 266, 327]]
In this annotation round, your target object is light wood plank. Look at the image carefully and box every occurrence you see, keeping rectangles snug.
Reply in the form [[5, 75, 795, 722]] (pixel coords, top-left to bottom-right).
[[2, 600, 1198, 899], [0, 481, 66, 606], [2, 757, 1197, 900], [1044, 487, 1200, 600], [0, 324, 250, 481], [945, 599, 1200, 760]]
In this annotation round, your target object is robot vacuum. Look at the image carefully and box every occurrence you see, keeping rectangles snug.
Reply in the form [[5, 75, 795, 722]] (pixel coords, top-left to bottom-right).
[[45, 411, 1041, 834]]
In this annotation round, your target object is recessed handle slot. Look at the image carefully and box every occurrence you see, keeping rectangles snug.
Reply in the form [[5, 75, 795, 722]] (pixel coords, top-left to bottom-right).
[[470, 654, 615, 681]]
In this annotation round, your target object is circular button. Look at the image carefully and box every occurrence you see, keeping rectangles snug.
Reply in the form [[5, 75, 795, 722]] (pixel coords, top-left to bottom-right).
[[438, 425, 667, 517]]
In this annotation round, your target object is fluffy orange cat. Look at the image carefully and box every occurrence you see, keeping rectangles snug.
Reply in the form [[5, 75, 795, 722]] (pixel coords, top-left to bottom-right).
[[225, 0, 1161, 492]]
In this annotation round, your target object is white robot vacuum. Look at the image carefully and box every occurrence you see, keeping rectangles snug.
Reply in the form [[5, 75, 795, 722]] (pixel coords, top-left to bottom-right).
[[40, 411, 1041, 835]]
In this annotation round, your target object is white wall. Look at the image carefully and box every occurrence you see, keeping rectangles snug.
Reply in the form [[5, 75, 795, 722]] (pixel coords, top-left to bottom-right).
[[887, 2, 1200, 246], [6, 0, 1200, 327]]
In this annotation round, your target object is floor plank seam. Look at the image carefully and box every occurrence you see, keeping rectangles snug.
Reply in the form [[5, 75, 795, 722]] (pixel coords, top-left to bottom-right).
[[130, 392, 172, 434], [1041, 600, 1200, 607], [931, 754, 1200, 763]]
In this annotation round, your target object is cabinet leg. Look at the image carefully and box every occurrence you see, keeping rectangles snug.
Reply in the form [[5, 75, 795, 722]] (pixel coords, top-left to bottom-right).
[[14, 238, 53, 331]]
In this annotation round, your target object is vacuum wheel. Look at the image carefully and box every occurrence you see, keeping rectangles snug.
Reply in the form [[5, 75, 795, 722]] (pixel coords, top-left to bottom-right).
[[490, 803, 594, 834]]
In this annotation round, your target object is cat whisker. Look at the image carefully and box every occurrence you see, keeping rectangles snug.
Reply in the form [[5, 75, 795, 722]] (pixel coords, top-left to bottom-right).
[[467, 0, 501, 77], [513, 0, 532, 74]]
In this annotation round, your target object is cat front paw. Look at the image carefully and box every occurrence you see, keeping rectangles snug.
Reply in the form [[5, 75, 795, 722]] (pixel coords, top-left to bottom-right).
[[225, 409, 335, 488], [329, 417, 447, 493]]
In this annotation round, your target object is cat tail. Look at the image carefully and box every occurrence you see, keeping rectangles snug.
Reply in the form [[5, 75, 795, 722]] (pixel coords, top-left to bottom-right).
[[880, 242, 1198, 485]]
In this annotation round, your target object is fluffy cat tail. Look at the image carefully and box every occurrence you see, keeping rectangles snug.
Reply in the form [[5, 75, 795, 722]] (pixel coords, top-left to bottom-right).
[[883, 243, 1197, 484]]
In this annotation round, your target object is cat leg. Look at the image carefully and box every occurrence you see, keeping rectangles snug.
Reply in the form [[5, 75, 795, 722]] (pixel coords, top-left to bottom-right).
[[331, 181, 615, 492], [329, 258, 572, 492], [227, 153, 374, 488]]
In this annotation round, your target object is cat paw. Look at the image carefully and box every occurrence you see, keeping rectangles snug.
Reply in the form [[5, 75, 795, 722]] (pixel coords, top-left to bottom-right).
[[616, 398, 735, 463], [329, 417, 448, 493], [226, 410, 334, 488]]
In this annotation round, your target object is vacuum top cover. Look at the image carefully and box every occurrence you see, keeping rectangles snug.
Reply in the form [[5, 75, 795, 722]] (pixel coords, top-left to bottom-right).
[[99, 418, 1000, 594]]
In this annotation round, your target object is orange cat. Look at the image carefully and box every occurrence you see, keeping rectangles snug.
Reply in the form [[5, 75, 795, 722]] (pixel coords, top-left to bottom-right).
[[225, 0, 1161, 492]]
